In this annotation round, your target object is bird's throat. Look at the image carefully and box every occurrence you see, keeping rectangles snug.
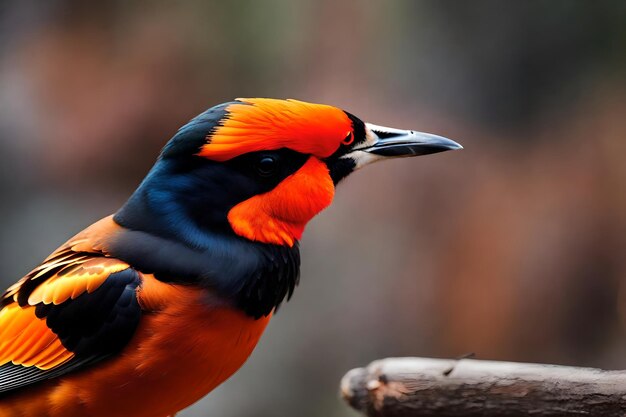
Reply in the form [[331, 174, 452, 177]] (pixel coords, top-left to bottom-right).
[[227, 157, 335, 246]]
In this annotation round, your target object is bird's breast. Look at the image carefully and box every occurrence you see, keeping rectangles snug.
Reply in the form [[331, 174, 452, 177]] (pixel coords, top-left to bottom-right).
[[84, 275, 272, 416]]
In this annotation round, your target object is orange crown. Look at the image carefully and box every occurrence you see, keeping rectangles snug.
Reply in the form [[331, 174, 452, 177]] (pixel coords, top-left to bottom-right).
[[197, 98, 353, 161]]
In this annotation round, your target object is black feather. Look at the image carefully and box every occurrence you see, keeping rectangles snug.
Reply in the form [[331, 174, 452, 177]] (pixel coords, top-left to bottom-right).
[[0, 269, 141, 396]]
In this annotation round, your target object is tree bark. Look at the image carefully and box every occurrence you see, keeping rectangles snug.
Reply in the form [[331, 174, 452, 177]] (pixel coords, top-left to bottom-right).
[[340, 357, 626, 417]]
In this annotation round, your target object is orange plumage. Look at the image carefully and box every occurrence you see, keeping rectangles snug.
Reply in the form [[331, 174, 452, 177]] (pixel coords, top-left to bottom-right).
[[0, 217, 271, 417], [228, 156, 335, 246], [199, 98, 353, 161]]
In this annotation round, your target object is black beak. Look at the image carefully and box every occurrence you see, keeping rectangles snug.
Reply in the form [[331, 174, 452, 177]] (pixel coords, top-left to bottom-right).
[[362, 123, 462, 158]]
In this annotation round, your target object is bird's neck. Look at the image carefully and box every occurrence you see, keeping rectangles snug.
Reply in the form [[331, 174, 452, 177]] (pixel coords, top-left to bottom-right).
[[112, 159, 301, 318], [115, 158, 230, 249]]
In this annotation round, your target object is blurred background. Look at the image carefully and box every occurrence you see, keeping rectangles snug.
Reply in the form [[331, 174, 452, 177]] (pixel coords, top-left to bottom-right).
[[0, 1, 625, 416]]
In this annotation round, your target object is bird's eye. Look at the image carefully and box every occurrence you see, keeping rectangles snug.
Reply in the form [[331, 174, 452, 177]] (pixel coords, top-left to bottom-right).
[[255, 156, 278, 177], [342, 131, 354, 146]]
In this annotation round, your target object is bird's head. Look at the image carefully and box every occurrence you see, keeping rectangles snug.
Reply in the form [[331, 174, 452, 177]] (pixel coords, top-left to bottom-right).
[[147, 98, 461, 247], [114, 98, 460, 316]]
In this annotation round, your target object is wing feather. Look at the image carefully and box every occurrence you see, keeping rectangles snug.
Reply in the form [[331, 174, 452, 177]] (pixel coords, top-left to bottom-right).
[[0, 217, 142, 395]]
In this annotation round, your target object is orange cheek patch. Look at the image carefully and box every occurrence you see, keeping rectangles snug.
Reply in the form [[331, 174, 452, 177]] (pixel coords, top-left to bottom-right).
[[227, 157, 335, 246]]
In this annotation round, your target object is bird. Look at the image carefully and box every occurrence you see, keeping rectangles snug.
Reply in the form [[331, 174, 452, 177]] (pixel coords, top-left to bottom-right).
[[0, 98, 461, 417]]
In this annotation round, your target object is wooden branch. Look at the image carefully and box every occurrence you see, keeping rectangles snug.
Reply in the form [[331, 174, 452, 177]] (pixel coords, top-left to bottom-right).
[[340, 357, 626, 417]]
